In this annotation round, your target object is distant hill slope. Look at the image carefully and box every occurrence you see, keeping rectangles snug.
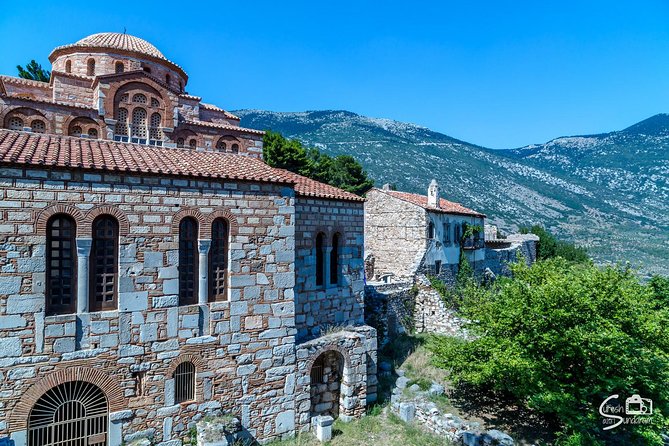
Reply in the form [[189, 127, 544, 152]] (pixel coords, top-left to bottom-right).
[[236, 109, 669, 276]]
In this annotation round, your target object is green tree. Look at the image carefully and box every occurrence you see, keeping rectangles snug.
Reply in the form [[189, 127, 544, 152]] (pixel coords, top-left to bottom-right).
[[428, 259, 669, 445], [326, 154, 374, 195], [16, 60, 50, 82], [520, 225, 589, 263]]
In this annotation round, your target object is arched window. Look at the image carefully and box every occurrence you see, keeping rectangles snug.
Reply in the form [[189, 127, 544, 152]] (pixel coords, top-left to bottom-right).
[[216, 141, 227, 152], [330, 233, 340, 285], [46, 215, 77, 316], [189, 139, 197, 149], [30, 120, 45, 133], [65, 60, 72, 73], [8, 117, 24, 130], [428, 222, 435, 239], [143, 66, 152, 74], [89, 216, 118, 312], [70, 126, 82, 137], [231, 143, 239, 154], [88, 128, 98, 139], [209, 218, 228, 302], [179, 217, 198, 306], [28, 381, 108, 446], [87, 58, 95, 76], [131, 108, 147, 138], [115, 108, 128, 136], [132, 94, 147, 104], [165, 73, 171, 86], [176, 137, 185, 148], [315, 232, 325, 287], [174, 362, 196, 403], [179, 80, 183, 91], [149, 113, 161, 140], [115, 61, 124, 74], [150, 97, 160, 107]]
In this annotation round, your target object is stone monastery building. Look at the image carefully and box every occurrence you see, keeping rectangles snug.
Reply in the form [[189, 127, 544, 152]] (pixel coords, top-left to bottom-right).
[[0, 33, 377, 446]]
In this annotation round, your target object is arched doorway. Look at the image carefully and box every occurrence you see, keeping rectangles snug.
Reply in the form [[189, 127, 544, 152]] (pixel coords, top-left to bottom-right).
[[310, 350, 345, 419], [28, 381, 108, 446]]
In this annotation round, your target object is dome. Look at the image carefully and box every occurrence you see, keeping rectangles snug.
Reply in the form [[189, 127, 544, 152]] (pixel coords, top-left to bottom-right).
[[73, 32, 166, 60]]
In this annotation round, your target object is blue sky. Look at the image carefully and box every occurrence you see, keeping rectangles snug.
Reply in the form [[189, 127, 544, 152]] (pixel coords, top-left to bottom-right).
[[1, 0, 668, 148]]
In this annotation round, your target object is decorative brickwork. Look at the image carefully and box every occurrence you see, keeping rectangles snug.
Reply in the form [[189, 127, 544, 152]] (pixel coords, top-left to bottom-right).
[[84, 205, 130, 237], [35, 204, 85, 235]]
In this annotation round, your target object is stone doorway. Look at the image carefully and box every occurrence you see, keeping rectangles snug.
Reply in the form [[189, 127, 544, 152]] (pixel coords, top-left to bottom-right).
[[310, 350, 345, 419]]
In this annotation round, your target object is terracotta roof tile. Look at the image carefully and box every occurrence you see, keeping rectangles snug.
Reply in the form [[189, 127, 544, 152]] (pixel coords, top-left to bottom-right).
[[381, 189, 485, 217], [200, 103, 240, 120], [1, 76, 51, 88], [183, 120, 264, 136], [277, 169, 365, 202]]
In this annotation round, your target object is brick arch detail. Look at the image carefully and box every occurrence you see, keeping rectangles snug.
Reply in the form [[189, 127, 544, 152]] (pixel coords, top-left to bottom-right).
[[314, 227, 331, 247], [305, 345, 353, 379], [36, 204, 86, 237], [202, 209, 239, 238], [166, 353, 206, 376], [84, 206, 130, 237], [8, 367, 126, 432], [103, 77, 174, 125], [173, 208, 206, 238]]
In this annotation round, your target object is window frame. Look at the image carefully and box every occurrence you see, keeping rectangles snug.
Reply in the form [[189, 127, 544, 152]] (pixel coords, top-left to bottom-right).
[[173, 362, 196, 404], [89, 215, 119, 312], [46, 214, 77, 316], [178, 217, 199, 306], [208, 218, 229, 302]]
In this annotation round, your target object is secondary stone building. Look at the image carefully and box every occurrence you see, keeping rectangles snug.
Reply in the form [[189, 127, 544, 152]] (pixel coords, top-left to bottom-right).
[[0, 33, 376, 446]]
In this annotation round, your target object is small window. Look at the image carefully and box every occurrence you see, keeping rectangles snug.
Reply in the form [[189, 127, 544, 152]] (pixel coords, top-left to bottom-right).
[[65, 60, 72, 73], [189, 139, 197, 149], [46, 215, 77, 316], [174, 362, 196, 403], [315, 232, 325, 287], [178, 80, 183, 91], [330, 233, 340, 285], [87, 58, 95, 76], [209, 218, 229, 302], [131, 108, 147, 138], [178, 217, 198, 306], [143, 66, 152, 74], [454, 224, 462, 244], [31, 120, 45, 133], [114, 108, 128, 136], [435, 260, 442, 275], [88, 128, 98, 139], [231, 143, 239, 153], [216, 141, 227, 152], [149, 113, 161, 140], [311, 356, 324, 384], [150, 97, 160, 108], [115, 62, 124, 74], [132, 94, 147, 104], [443, 222, 451, 245], [176, 137, 185, 148], [70, 126, 82, 137], [165, 74, 171, 85], [89, 216, 119, 312], [8, 117, 24, 130], [428, 222, 435, 239]]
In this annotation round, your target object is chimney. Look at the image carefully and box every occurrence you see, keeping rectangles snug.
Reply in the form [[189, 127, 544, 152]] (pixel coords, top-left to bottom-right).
[[382, 183, 392, 191], [427, 179, 440, 208]]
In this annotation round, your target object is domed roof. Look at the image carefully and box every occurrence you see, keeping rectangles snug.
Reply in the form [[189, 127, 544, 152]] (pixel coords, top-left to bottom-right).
[[73, 32, 166, 60]]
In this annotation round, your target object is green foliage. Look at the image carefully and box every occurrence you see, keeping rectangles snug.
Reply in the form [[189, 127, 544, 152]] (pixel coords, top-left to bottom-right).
[[649, 275, 669, 303], [428, 258, 669, 444], [262, 131, 373, 195], [17, 60, 50, 82], [520, 225, 589, 263], [407, 377, 432, 391]]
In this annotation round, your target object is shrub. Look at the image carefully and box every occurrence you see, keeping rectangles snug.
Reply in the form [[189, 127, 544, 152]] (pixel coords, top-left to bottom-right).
[[428, 258, 669, 444]]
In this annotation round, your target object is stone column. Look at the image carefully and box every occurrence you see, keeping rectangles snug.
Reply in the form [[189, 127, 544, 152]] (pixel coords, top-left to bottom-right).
[[76, 238, 92, 314], [198, 240, 211, 305]]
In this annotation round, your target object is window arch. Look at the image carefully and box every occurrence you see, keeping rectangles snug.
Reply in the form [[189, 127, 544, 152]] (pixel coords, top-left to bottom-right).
[[165, 73, 171, 86], [179, 217, 198, 306], [46, 215, 77, 316], [176, 137, 185, 148], [87, 58, 95, 76], [209, 218, 228, 302], [88, 128, 98, 139], [189, 139, 197, 149], [131, 108, 147, 138], [65, 60, 71, 73], [174, 362, 196, 403], [216, 141, 226, 152], [28, 381, 108, 446], [70, 126, 82, 137], [316, 232, 325, 287], [231, 143, 239, 153], [8, 116, 24, 130], [89, 216, 118, 312], [30, 120, 45, 133], [115, 61, 124, 74], [330, 233, 341, 285], [132, 93, 147, 104]]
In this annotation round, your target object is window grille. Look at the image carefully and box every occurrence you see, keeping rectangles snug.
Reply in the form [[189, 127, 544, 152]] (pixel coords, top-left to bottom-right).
[[8, 117, 23, 130], [120, 94, 129, 103], [31, 120, 45, 133], [149, 113, 162, 140], [330, 233, 340, 285], [70, 126, 82, 137], [87, 59, 95, 76], [177, 138, 185, 148], [315, 233, 325, 287], [216, 141, 227, 152], [132, 94, 147, 104], [46, 215, 77, 316], [28, 381, 108, 446], [311, 357, 324, 384], [88, 128, 98, 139], [174, 362, 196, 403], [189, 139, 197, 149], [115, 108, 128, 136], [150, 97, 160, 107], [131, 108, 147, 138], [231, 143, 239, 153], [90, 216, 118, 312], [115, 62, 124, 74], [179, 218, 198, 305], [209, 219, 228, 302]]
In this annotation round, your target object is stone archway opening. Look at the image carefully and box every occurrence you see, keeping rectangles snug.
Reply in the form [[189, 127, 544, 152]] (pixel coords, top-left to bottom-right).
[[28, 381, 109, 446], [310, 350, 345, 419]]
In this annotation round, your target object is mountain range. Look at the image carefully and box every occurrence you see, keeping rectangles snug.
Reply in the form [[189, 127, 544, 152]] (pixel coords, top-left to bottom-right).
[[236, 110, 669, 276]]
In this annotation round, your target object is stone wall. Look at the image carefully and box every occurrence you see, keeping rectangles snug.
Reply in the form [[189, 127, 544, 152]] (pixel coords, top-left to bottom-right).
[[294, 197, 365, 341], [364, 283, 416, 347], [0, 166, 298, 444]]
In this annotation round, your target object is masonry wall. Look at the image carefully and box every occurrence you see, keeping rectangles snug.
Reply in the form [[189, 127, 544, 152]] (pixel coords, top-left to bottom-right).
[[0, 166, 299, 444], [364, 189, 426, 281], [294, 197, 366, 342]]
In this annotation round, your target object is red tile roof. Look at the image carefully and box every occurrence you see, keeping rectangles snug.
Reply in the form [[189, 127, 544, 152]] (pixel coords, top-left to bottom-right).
[[0, 129, 363, 202], [183, 120, 264, 136], [381, 189, 485, 217], [277, 169, 365, 202]]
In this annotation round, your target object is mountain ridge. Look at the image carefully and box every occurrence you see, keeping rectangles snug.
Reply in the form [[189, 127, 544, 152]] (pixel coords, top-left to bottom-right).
[[235, 109, 669, 276]]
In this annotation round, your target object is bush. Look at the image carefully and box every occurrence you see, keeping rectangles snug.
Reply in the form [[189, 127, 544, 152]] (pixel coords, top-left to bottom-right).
[[428, 258, 669, 444]]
